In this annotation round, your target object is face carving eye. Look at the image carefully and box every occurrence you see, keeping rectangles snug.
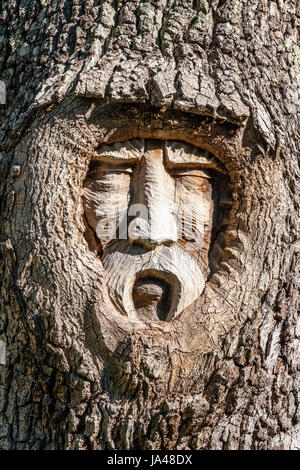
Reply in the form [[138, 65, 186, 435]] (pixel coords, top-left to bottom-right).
[[82, 139, 233, 322], [169, 168, 212, 178], [172, 173, 213, 196], [83, 167, 132, 253]]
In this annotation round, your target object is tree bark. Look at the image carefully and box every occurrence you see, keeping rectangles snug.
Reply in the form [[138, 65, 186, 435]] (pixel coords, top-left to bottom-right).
[[0, 0, 299, 450]]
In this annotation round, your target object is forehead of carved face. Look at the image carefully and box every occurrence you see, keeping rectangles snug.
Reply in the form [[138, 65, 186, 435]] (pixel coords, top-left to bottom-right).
[[83, 139, 232, 322]]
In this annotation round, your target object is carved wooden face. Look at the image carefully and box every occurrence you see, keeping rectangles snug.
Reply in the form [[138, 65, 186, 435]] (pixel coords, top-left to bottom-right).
[[83, 139, 232, 322]]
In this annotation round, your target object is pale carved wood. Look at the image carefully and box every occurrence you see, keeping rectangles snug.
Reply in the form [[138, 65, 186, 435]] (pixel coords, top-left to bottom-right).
[[83, 138, 232, 322]]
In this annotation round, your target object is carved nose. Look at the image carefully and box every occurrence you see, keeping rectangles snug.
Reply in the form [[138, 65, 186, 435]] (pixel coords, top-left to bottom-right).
[[147, 204, 178, 247], [129, 208, 177, 248], [128, 144, 178, 248], [128, 205, 178, 248]]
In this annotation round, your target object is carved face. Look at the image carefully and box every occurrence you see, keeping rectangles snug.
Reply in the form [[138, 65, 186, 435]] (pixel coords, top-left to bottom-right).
[[83, 139, 231, 322]]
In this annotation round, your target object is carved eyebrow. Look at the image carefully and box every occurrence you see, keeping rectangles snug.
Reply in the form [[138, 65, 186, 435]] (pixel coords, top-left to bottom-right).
[[92, 139, 225, 173], [94, 139, 145, 163], [87, 165, 133, 176], [164, 141, 225, 173], [169, 168, 212, 179]]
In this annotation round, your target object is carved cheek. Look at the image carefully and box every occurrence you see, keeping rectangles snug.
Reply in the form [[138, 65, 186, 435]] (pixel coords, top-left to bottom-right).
[[174, 176, 213, 253], [82, 171, 131, 246]]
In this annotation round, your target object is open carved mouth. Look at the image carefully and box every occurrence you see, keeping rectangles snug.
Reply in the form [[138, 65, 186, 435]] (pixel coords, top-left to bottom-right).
[[132, 270, 181, 322], [132, 277, 170, 322], [132, 272, 179, 321]]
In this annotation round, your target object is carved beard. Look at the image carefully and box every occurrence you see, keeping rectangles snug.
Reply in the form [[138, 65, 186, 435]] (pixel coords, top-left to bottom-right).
[[102, 240, 207, 322]]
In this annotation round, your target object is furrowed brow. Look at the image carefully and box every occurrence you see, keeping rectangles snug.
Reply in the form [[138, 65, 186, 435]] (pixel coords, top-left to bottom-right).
[[93, 139, 145, 163], [164, 141, 225, 173]]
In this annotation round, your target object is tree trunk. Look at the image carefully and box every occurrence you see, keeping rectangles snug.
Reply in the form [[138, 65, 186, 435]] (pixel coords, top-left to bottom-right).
[[0, 0, 299, 450]]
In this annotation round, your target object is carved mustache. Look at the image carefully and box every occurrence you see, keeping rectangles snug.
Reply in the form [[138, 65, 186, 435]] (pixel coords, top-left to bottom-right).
[[102, 240, 207, 321]]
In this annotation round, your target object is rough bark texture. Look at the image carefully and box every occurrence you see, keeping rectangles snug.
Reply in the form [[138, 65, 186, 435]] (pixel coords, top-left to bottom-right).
[[0, 0, 299, 450]]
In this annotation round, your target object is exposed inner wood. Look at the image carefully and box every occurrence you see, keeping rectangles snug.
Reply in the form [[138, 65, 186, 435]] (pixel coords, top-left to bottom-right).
[[82, 139, 233, 322], [132, 277, 171, 322]]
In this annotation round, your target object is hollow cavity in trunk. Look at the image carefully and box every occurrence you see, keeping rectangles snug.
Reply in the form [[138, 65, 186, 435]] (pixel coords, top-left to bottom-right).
[[132, 277, 172, 321]]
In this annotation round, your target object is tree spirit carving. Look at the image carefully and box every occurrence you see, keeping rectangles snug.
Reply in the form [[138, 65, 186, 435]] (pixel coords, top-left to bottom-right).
[[83, 139, 232, 322]]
